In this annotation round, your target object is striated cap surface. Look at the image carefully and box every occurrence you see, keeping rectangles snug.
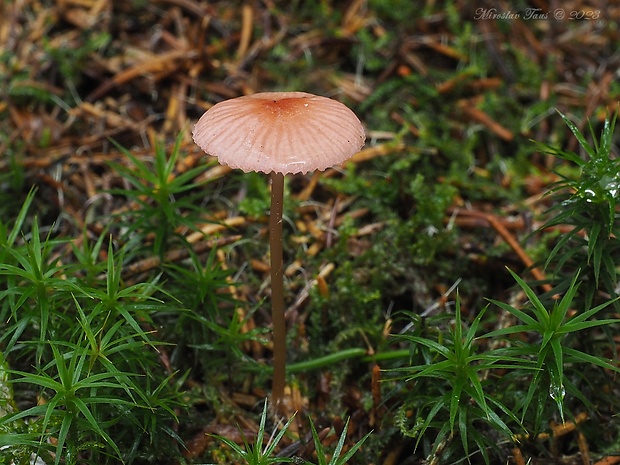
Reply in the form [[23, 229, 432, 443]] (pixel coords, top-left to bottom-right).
[[192, 92, 365, 174]]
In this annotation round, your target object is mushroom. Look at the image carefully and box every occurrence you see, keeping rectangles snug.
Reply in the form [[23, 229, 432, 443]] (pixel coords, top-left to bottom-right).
[[192, 91, 365, 406]]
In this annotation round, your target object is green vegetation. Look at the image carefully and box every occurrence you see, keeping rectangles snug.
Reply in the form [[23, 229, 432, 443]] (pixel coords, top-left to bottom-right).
[[0, 1, 618, 464], [391, 111, 620, 463], [537, 111, 620, 307], [212, 400, 372, 465]]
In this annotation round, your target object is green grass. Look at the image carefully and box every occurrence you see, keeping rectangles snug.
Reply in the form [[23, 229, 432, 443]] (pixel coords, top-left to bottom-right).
[[1, 1, 619, 464]]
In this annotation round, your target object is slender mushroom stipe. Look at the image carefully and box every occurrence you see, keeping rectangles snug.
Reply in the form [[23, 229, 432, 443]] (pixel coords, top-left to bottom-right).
[[193, 92, 365, 407]]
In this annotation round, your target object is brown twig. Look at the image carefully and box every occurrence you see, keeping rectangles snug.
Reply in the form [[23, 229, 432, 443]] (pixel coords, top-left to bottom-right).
[[121, 234, 241, 282], [452, 209, 552, 293]]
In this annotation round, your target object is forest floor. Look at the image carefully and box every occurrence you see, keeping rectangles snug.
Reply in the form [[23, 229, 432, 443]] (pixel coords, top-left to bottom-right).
[[1, 1, 619, 464]]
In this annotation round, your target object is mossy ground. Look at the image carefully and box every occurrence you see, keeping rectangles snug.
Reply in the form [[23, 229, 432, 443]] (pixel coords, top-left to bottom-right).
[[1, 1, 619, 464]]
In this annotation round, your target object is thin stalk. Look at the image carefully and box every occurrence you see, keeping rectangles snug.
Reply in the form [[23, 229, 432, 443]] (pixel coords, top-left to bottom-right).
[[269, 171, 286, 406]]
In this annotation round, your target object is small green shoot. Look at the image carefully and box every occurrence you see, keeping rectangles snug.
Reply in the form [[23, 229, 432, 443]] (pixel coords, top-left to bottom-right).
[[0, 341, 133, 464], [210, 400, 371, 465], [210, 400, 297, 465], [485, 269, 620, 424], [109, 133, 215, 256], [306, 416, 372, 465], [392, 297, 530, 463], [536, 110, 620, 307]]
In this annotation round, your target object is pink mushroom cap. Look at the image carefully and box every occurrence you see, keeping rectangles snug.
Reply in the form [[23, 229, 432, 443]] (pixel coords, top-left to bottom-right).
[[192, 91, 366, 175]]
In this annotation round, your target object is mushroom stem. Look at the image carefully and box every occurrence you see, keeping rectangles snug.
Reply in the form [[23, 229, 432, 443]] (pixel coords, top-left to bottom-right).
[[269, 171, 286, 406]]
